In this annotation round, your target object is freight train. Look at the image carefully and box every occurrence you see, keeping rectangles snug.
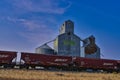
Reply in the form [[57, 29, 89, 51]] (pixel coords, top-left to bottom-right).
[[0, 50, 120, 72]]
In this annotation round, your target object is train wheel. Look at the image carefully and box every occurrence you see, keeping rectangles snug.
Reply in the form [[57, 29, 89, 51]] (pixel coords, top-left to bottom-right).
[[10, 65, 14, 68], [25, 66, 29, 69], [20, 65, 25, 69], [3, 64, 10, 68], [44, 67, 49, 70], [31, 66, 35, 69], [107, 70, 113, 73], [4, 65, 7, 68]]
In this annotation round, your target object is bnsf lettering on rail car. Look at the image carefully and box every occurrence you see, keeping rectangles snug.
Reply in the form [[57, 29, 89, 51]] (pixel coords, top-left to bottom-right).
[[103, 63, 113, 65], [0, 55, 9, 58], [55, 59, 67, 62]]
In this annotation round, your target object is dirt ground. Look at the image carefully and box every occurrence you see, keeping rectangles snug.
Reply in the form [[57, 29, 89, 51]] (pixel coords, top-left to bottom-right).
[[0, 69, 120, 80]]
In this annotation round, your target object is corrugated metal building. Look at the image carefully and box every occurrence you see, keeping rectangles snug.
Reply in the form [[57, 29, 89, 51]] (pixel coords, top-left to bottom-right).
[[81, 35, 100, 58], [54, 20, 80, 56]]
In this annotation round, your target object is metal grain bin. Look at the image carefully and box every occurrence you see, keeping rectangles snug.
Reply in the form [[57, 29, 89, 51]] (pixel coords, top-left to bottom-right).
[[35, 44, 55, 55]]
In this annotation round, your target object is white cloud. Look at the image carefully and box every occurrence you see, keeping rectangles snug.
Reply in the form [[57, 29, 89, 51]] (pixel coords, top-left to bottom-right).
[[6, 16, 26, 23], [21, 20, 44, 31], [18, 19, 57, 44], [3, 0, 68, 45], [19, 28, 56, 44], [5, 16, 57, 44], [11, 0, 71, 14], [5, 16, 47, 30]]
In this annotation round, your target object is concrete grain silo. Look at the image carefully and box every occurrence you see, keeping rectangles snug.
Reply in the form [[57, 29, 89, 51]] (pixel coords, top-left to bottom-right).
[[54, 20, 81, 56]]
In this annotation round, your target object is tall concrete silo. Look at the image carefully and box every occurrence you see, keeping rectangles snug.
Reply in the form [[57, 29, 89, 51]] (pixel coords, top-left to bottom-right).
[[54, 20, 81, 57]]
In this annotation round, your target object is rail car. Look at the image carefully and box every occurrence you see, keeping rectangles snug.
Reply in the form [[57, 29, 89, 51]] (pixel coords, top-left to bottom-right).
[[0, 50, 120, 72], [20, 52, 72, 70], [117, 60, 120, 72], [19, 52, 120, 72], [0, 50, 17, 68], [73, 57, 119, 72]]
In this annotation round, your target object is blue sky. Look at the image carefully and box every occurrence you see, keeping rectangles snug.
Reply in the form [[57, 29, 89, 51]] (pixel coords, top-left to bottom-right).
[[0, 0, 120, 60]]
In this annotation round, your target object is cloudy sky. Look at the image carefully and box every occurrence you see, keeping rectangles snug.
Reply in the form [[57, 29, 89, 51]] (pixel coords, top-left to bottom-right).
[[0, 0, 120, 60]]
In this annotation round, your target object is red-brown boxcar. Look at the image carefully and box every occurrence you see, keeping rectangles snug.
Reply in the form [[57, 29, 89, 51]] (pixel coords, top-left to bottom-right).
[[117, 60, 120, 71], [73, 57, 118, 72], [20, 52, 72, 69], [0, 50, 17, 68]]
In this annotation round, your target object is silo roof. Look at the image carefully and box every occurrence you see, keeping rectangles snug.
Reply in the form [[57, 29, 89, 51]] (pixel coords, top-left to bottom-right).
[[37, 44, 52, 49]]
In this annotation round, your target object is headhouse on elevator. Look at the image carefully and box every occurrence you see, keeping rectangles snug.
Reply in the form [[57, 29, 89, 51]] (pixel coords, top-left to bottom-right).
[[54, 20, 80, 56]]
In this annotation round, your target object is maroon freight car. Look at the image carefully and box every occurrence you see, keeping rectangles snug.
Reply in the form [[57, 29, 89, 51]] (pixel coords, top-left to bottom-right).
[[73, 57, 119, 72], [0, 50, 17, 68], [117, 60, 120, 71], [20, 52, 72, 69]]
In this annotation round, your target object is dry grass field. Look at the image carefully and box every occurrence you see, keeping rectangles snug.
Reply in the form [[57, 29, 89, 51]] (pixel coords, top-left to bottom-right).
[[0, 69, 120, 80]]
